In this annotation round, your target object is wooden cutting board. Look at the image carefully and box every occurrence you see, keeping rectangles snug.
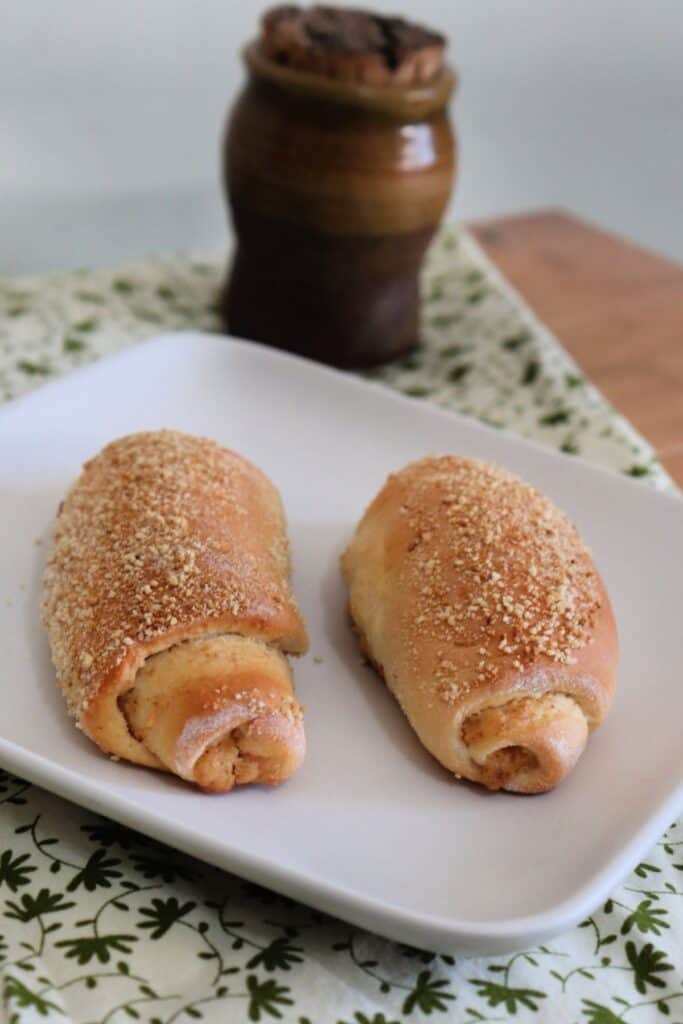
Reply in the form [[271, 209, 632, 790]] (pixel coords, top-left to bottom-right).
[[471, 210, 683, 486]]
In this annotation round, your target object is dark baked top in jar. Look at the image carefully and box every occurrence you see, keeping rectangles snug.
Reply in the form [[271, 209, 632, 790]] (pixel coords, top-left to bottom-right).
[[261, 4, 446, 85]]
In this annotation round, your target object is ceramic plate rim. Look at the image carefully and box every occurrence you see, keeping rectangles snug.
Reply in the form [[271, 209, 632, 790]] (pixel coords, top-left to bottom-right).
[[1, 330, 681, 953]]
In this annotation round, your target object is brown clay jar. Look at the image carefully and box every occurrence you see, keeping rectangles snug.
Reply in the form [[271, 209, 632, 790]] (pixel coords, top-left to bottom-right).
[[221, 16, 456, 368]]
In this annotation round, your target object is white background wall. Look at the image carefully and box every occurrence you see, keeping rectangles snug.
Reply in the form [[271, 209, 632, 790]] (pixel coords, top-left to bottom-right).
[[2, 0, 682, 274]]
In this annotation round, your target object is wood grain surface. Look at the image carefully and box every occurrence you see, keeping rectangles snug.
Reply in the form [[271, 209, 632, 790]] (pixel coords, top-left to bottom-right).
[[470, 210, 683, 486]]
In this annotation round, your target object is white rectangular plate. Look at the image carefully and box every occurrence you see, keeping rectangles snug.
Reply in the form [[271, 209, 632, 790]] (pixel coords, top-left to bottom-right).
[[1, 332, 681, 955]]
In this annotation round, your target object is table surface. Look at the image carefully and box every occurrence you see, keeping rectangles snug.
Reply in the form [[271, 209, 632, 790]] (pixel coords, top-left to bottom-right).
[[471, 209, 683, 485]]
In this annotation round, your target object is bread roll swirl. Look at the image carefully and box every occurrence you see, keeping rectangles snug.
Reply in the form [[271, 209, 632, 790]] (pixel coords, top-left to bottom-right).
[[42, 430, 308, 792], [342, 456, 618, 793]]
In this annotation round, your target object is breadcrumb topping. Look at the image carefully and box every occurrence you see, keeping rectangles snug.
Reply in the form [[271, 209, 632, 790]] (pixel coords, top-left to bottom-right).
[[42, 430, 303, 719], [395, 456, 602, 703]]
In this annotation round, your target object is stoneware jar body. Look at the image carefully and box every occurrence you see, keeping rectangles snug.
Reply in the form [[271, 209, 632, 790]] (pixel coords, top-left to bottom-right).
[[222, 44, 456, 368]]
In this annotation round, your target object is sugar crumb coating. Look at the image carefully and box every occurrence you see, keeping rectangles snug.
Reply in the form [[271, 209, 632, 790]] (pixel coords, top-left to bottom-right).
[[41, 430, 308, 789], [342, 454, 618, 793], [395, 456, 603, 701]]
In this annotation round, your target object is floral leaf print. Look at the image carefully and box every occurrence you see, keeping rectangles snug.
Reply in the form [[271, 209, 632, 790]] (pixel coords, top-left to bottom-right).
[[72, 317, 98, 332], [130, 851, 200, 883], [625, 940, 674, 993], [402, 385, 432, 398], [501, 330, 530, 350], [469, 979, 546, 1013], [137, 897, 196, 939], [633, 861, 661, 878], [0, 851, 37, 891], [398, 352, 423, 371], [55, 932, 138, 964], [0, 769, 26, 792], [246, 974, 294, 1021], [246, 936, 304, 972], [439, 343, 469, 358], [400, 943, 437, 964], [464, 268, 485, 286], [429, 314, 459, 329], [3, 974, 62, 1017], [4, 887, 75, 922], [80, 821, 143, 850], [402, 970, 456, 1015], [577, 916, 619, 954], [448, 363, 472, 383], [399, 945, 454, 966], [16, 359, 50, 376], [539, 409, 572, 426], [521, 359, 540, 385], [339, 1014, 402, 1024], [240, 881, 291, 908], [112, 278, 135, 293], [66, 849, 123, 892], [0, 770, 30, 805], [63, 337, 86, 352], [620, 900, 670, 936], [581, 1000, 623, 1024]]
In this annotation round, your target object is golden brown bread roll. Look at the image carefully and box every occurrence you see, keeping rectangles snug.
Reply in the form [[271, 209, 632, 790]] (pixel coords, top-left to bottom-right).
[[341, 456, 618, 794], [42, 430, 308, 793]]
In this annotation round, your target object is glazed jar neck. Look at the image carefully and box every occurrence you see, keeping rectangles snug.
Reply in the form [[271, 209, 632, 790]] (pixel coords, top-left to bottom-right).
[[243, 42, 457, 122]]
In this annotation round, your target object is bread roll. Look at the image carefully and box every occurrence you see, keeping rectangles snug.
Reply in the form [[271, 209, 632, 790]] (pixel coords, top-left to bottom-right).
[[341, 456, 618, 794], [42, 430, 308, 792]]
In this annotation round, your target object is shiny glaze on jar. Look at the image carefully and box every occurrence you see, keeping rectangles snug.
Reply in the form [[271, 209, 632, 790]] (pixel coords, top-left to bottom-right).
[[222, 43, 456, 368]]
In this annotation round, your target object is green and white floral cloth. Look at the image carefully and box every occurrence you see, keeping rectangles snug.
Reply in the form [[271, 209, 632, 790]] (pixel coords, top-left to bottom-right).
[[0, 227, 680, 1024]]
